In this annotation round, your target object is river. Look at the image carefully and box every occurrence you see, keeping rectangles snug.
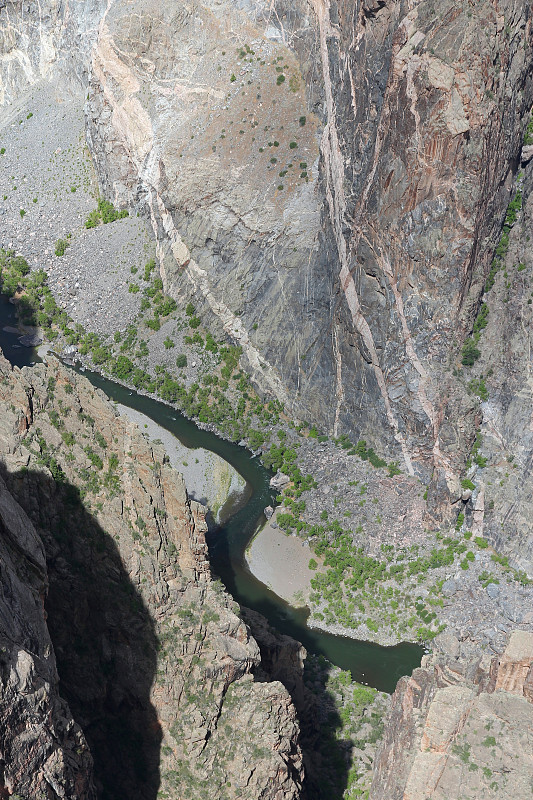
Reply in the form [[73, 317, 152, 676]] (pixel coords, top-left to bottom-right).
[[0, 308, 423, 693]]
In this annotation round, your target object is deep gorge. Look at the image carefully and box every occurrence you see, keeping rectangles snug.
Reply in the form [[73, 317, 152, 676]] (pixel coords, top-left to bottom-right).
[[1, 0, 533, 798]]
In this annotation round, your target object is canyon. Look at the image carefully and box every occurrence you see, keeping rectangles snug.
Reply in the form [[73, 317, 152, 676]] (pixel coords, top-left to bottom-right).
[[1, 0, 533, 799]]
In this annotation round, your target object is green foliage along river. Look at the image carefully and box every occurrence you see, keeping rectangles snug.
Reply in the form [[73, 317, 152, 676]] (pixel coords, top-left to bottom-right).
[[0, 310, 423, 693]]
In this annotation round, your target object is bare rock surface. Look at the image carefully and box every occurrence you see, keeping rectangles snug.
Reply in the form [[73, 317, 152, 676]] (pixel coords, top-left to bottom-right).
[[0, 349, 302, 799], [370, 631, 533, 800], [81, 0, 533, 500]]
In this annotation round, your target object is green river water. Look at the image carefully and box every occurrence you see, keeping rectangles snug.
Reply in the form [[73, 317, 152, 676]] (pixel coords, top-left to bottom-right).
[[0, 310, 423, 693]]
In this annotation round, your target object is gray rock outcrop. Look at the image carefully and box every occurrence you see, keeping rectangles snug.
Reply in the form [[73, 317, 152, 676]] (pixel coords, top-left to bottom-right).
[[370, 631, 533, 800]]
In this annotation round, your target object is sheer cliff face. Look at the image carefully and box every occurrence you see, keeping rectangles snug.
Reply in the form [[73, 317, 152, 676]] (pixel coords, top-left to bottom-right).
[[370, 631, 533, 800], [0, 0, 110, 104], [80, 0, 533, 489], [0, 474, 96, 799], [0, 353, 302, 800]]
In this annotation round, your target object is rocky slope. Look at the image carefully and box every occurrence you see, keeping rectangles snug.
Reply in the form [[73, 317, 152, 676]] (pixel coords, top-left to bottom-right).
[[0, 350, 302, 799], [370, 630, 533, 799]]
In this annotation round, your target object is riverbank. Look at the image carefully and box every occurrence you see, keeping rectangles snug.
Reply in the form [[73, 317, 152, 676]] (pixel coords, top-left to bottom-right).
[[245, 509, 315, 607], [115, 402, 249, 526]]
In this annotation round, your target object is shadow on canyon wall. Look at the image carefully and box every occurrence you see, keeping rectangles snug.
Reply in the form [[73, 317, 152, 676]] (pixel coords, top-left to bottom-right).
[[0, 465, 161, 800], [3, 462, 356, 800]]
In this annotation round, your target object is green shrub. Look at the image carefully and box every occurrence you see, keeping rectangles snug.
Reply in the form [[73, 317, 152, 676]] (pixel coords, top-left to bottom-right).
[[146, 316, 161, 331], [468, 377, 488, 401], [159, 298, 177, 316], [112, 355, 135, 380], [204, 333, 218, 353], [54, 238, 70, 257], [143, 259, 156, 281], [85, 197, 128, 228], [461, 338, 480, 366], [84, 446, 103, 470], [84, 209, 100, 229], [176, 354, 187, 369], [473, 303, 489, 335], [504, 189, 522, 226], [524, 113, 533, 145]]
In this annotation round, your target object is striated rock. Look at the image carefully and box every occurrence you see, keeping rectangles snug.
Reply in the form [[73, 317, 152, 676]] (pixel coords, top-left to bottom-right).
[[79, 0, 533, 500], [0, 349, 303, 799], [488, 630, 533, 699], [369, 632, 533, 800]]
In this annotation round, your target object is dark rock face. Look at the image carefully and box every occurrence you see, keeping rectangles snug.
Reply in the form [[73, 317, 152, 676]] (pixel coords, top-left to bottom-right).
[[316, 0, 533, 483], [0, 473, 96, 799]]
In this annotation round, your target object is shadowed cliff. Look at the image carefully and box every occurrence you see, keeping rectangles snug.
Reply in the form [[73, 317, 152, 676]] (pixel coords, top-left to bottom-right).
[[1, 464, 162, 799]]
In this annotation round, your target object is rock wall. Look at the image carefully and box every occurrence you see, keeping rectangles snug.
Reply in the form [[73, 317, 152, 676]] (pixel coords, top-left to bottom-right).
[[457, 158, 533, 574], [0, 472, 96, 799], [0, 0, 111, 105], [370, 630, 533, 800], [80, 0, 533, 495], [0, 350, 302, 799]]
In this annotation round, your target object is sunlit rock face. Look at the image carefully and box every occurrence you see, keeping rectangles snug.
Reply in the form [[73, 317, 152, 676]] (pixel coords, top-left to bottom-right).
[[370, 631, 533, 800]]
